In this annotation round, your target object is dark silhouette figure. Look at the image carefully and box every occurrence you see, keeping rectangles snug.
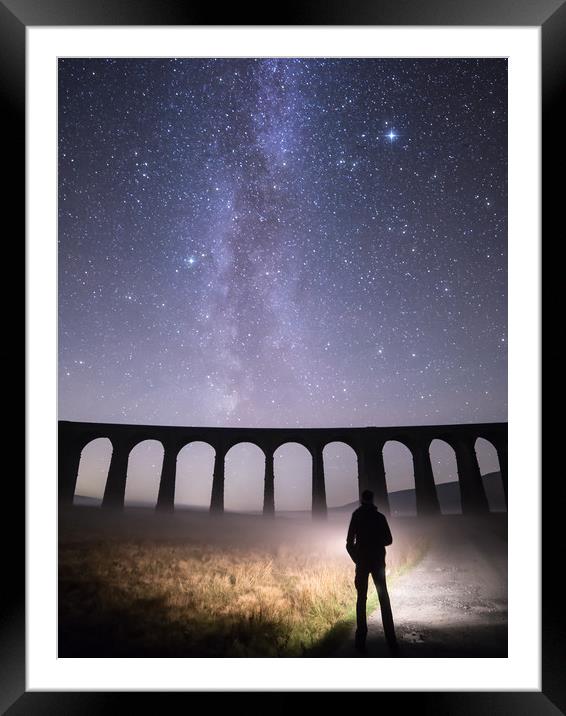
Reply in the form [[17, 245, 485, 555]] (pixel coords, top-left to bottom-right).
[[346, 489, 399, 655]]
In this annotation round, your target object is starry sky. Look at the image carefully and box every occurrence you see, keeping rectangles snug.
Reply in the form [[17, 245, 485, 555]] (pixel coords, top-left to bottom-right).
[[59, 58, 507, 509]]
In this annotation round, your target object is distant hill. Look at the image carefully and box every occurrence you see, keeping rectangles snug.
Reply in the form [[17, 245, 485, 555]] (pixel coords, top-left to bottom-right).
[[74, 471, 505, 514], [330, 471, 506, 515], [73, 495, 104, 507], [72, 495, 208, 510]]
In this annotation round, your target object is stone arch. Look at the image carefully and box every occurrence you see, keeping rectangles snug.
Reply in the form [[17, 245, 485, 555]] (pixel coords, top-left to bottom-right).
[[123, 439, 164, 508], [73, 437, 113, 506], [224, 442, 265, 513], [382, 440, 416, 516], [274, 442, 312, 513], [175, 441, 216, 510], [474, 437, 506, 512], [326, 434, 358, 453], [225, 438, 267, 456], [322, 441, 358, 509], [272, 436, 312, 454], [429, 438, 462, 514]]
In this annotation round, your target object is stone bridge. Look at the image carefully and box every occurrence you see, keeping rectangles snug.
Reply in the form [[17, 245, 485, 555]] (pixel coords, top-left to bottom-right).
[[58, 420, 507, 517]]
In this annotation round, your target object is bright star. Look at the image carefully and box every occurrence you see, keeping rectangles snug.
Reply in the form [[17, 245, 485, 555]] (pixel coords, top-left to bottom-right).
[[387, 130, 397, 142]]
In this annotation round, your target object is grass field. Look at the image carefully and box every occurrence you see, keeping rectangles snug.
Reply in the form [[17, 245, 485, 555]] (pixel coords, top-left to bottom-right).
[[58, 508, 428, 657]]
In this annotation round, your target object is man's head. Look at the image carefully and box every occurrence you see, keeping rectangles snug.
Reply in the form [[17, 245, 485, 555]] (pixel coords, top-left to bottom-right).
[[361, 489, 374, 505]]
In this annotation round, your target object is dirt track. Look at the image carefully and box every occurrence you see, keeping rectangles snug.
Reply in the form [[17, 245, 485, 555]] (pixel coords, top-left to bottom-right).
[[333, 515, 508, 658]]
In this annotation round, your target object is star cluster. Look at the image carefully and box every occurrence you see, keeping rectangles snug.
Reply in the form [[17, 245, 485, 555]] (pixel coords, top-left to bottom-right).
[[59, 59, 507, 504]]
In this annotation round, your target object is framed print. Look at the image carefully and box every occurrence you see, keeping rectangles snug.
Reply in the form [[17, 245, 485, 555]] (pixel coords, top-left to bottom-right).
[[8, 0, 561, 712]]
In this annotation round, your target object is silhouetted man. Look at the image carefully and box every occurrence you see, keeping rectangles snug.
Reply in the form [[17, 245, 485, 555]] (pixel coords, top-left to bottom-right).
[[346, 489, 399, 655]]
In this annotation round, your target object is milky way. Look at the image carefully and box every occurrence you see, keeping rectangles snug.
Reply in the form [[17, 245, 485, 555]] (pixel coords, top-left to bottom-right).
[[59, 59, 507, 507]]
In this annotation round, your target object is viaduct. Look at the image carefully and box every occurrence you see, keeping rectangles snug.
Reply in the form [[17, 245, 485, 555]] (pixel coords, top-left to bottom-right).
[[58, 420, 507, 517]]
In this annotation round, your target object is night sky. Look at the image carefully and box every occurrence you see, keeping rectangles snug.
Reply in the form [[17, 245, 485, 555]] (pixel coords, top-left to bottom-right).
[[59, 59, 507, 509]]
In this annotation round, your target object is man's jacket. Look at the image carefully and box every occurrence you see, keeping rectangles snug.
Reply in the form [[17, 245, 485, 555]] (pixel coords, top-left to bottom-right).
[[346, 503, 392, 565]]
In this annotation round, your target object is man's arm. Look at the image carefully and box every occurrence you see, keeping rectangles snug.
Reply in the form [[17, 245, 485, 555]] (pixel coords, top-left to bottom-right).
[[381, 514, 393, 546], [346, 513, 358, 562]]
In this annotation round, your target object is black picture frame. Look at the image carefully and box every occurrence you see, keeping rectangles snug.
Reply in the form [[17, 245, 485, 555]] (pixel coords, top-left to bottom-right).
[[8, 0, 561, 712]]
